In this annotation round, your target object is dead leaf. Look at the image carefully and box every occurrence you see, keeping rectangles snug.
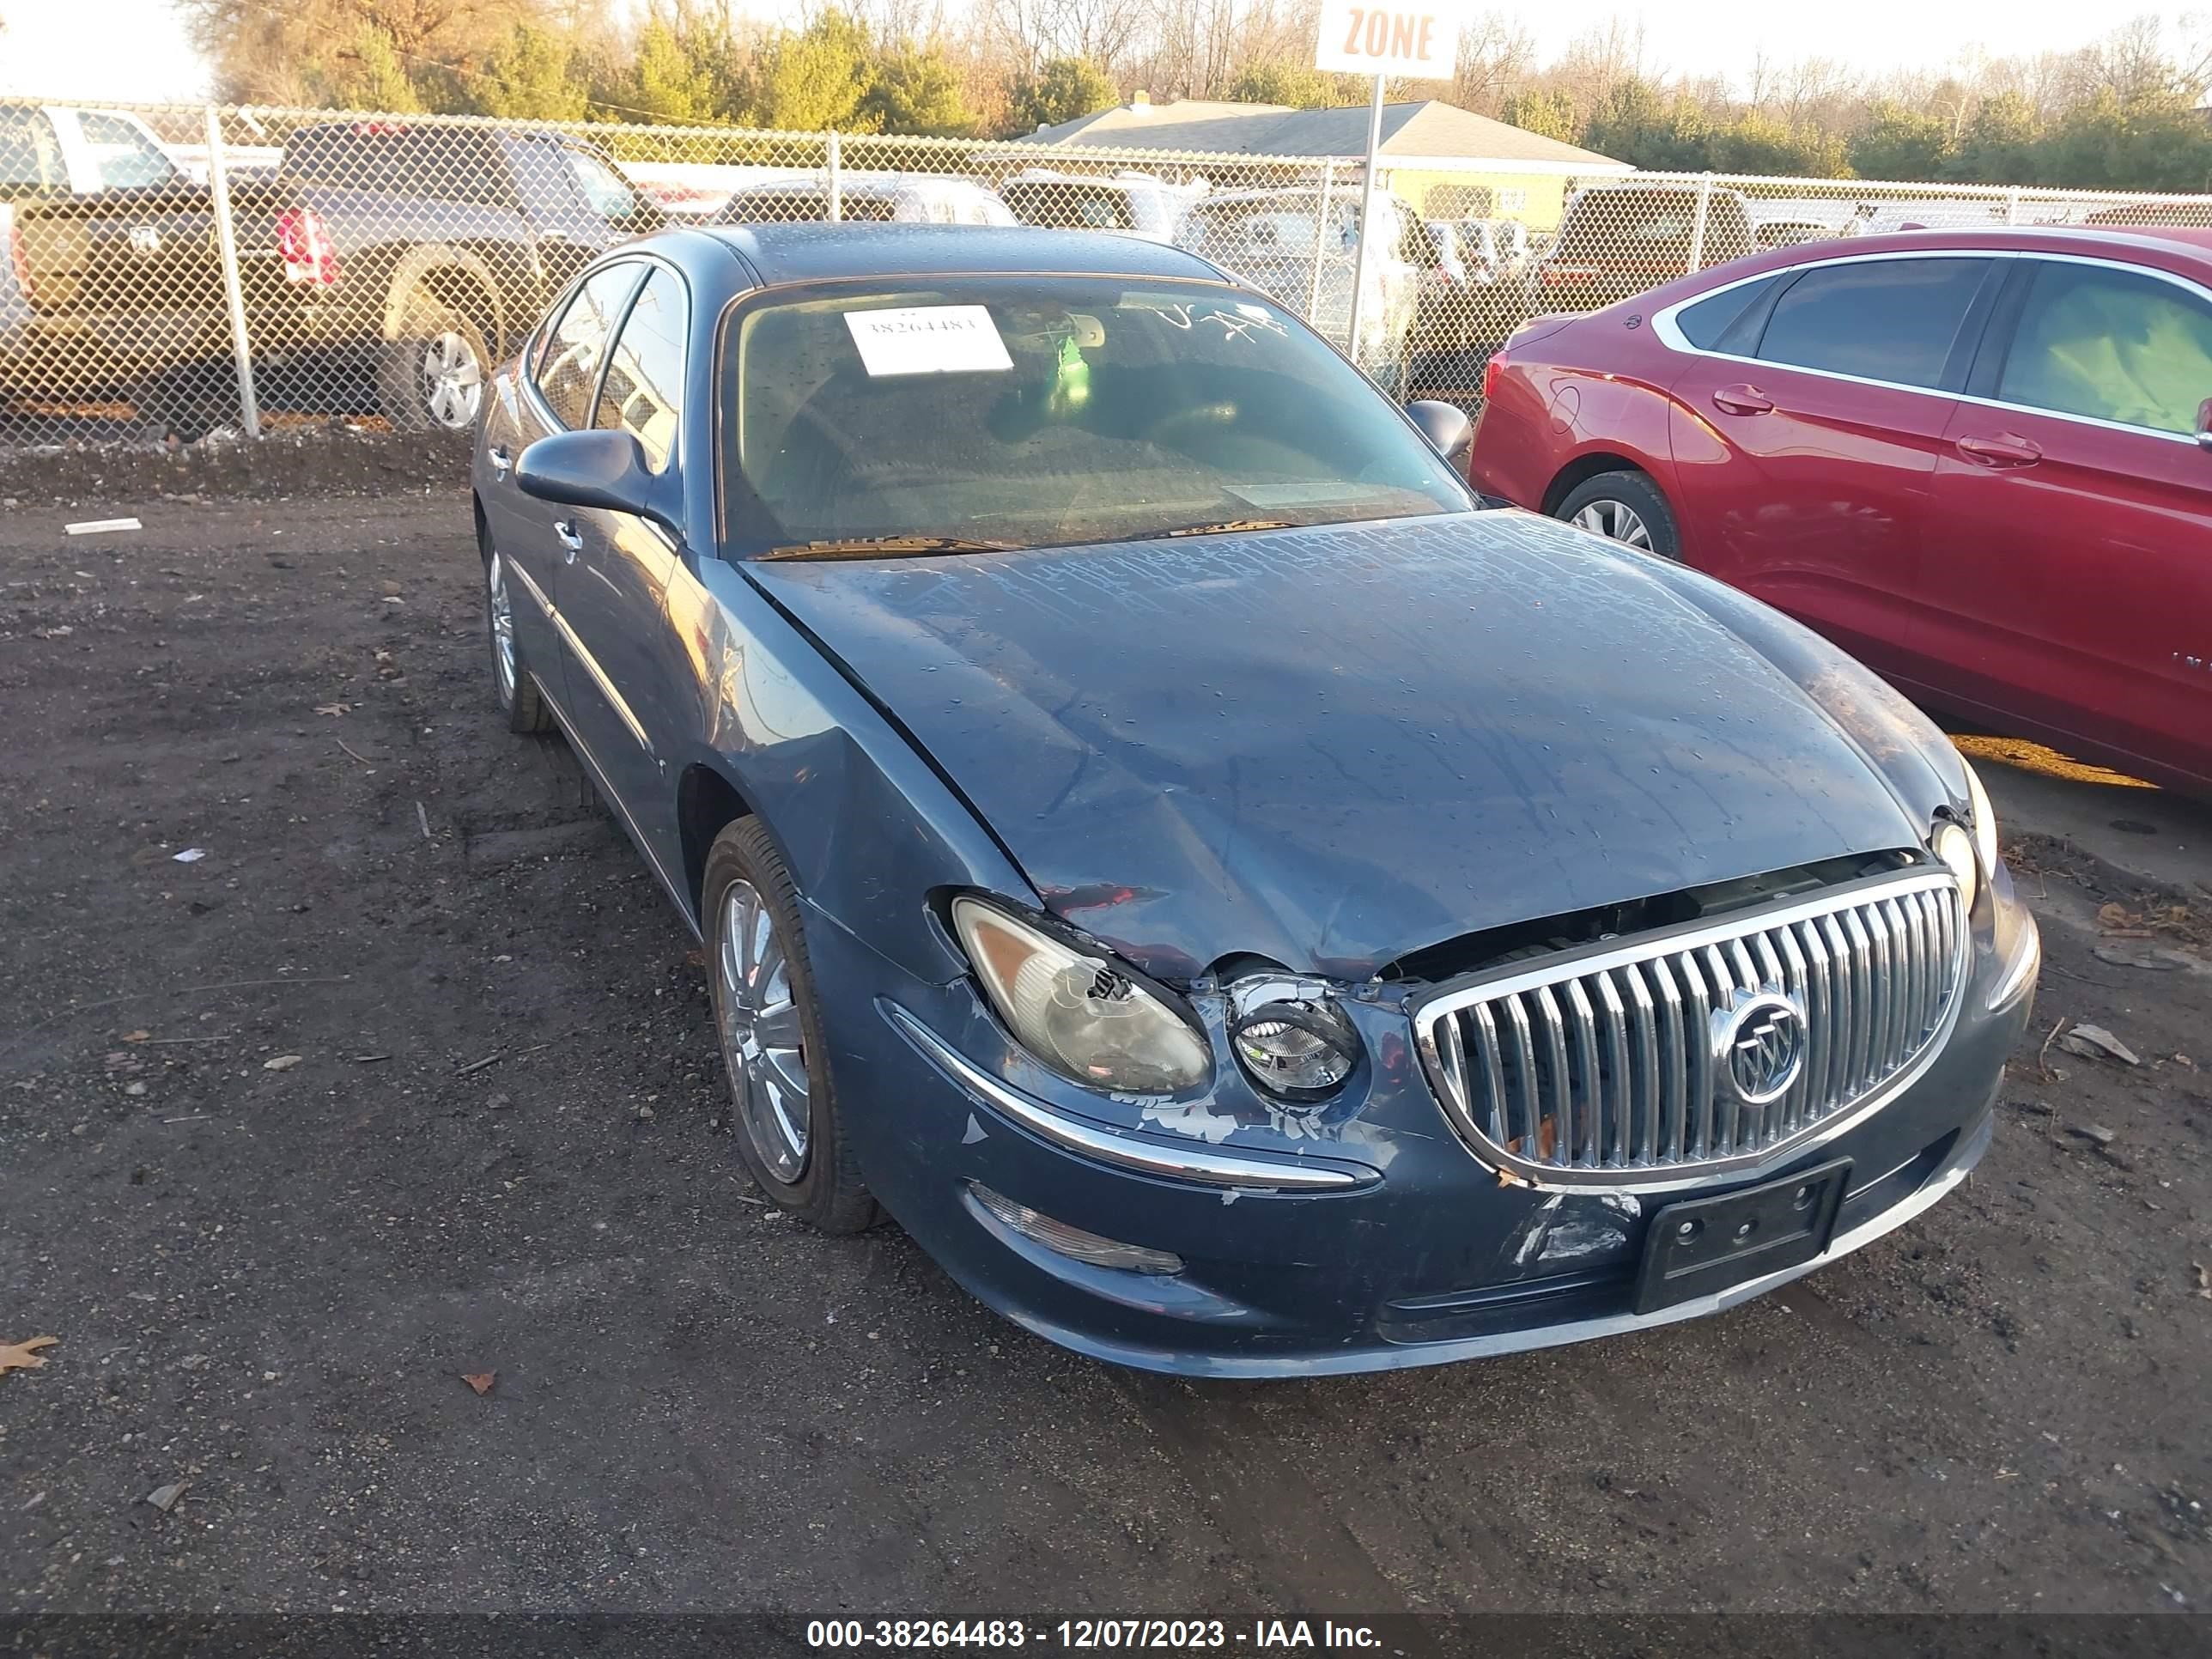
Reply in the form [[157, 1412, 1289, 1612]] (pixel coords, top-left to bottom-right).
[[461, 1371, 495, 1396], [313, 702, 351, 718], [262, 1054, 303, 1072], [123, 1030, 149, 1043], [2062, 1024, 2141, 1066], [0, 1335, 58, 1376]]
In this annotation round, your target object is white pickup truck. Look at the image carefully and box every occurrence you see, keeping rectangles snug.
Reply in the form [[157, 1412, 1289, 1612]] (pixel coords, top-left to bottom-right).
[[3, 104, 197, 406]]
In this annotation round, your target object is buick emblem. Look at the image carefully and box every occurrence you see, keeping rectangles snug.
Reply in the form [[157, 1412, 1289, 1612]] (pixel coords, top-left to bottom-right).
[[1714, 990, 1805, 1107]]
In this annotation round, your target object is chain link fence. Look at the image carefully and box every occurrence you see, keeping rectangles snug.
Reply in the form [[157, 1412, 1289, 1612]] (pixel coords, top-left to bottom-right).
[[6, 98, 2212, 451]]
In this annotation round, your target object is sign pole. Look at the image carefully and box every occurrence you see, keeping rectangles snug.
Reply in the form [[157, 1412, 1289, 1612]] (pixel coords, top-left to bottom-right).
[[1343, 71, 1386, 377]]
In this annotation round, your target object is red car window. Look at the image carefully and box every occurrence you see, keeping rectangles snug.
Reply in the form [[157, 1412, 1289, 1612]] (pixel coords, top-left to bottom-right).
[[1757, 258, 1989, 388], [1997, 261, 2212, 435]]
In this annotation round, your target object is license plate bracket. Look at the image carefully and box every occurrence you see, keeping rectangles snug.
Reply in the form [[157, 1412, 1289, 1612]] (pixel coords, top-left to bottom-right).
[[1634, 1157, 1852, 1316]]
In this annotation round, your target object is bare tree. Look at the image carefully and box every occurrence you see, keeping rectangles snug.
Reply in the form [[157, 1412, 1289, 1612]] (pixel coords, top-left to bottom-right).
[[1452, 11, 1535, 115]]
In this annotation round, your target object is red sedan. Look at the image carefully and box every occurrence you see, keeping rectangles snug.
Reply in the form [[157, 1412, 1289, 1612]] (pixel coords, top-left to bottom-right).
[[1468, 226, 2212, 794]]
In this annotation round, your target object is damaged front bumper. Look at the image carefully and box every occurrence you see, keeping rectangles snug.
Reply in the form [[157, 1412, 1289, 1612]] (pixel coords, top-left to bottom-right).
[[806, 872, 2039, 1378]]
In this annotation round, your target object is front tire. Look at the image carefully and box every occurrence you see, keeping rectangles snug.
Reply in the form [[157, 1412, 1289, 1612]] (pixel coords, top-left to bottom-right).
[[705, 818, 878, 1235], [1554, 470, 1682, 561]]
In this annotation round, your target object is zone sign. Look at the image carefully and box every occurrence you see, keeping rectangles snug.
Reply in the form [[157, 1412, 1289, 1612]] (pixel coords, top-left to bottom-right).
[[1314, 0, 1457, 79]]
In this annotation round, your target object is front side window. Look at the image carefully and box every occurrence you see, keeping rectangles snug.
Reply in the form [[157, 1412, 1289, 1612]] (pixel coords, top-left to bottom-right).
[[535, 263, 641, 429], [1998, 261, 2212, 435], [1755, 258, 1990, 389], [724, 276, 1471, 555], [76, 113, 180, 190], [592, 266, 685, 472]]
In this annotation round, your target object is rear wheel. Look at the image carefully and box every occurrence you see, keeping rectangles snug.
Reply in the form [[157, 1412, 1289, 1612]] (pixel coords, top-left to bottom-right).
[[379, 289, 490, 432], [483, 544, 552, 734], [1554, 470, 1682, 561]]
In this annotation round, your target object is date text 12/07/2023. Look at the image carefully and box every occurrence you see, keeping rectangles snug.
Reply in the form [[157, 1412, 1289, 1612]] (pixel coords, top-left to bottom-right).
[[805, 1620, 1385, 1650]]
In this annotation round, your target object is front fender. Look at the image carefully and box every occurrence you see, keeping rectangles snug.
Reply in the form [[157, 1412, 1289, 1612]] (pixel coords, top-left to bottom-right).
[[1635, 554, 1971, 828], [663, 553, 1036, 987]]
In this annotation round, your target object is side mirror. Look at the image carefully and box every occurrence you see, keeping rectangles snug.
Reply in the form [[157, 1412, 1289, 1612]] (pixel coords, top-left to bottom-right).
[[2197, 397, 2212, 452], [1406, 398, 1474, 467], [514, 429, 678, 532]]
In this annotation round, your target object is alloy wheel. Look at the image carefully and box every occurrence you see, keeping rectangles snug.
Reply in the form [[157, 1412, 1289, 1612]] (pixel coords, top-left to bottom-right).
[[486, 551, 517, 703], [1571, 498, 1653, 550], [719, 879, 810, 1182], [421, 331, 484, 428]]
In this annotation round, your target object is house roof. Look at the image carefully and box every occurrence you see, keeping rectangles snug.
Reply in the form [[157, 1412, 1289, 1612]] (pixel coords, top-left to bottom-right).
[[1014, 98, 1626, 170]]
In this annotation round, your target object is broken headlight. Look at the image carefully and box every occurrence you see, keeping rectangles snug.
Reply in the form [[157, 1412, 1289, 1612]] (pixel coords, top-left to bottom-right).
[[951, 897, 1210, 1095], [1229, 983, 1362, 1103]]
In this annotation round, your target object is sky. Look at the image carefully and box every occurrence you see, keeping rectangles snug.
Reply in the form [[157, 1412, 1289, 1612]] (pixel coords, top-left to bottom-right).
[[0, 0, 2203, 106]]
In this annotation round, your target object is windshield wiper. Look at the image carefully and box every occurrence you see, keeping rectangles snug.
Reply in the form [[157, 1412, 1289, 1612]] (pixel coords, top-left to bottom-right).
[[1139, 519, 1296, 540], [758, 536, 1020, 561]]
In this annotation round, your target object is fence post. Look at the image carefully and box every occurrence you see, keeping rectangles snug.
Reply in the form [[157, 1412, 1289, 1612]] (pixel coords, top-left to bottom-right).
[[1306, 161, 1335, 326], [1684, 172, 1715, 276], [204, 106, 261, 439], [825, 130, 842, 224], [1344, 71, 1387, 375], [2005, 187, 2022, 226]]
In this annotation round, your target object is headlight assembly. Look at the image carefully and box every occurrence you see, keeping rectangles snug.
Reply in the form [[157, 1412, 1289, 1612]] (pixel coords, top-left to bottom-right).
[[1227, 975, 1364, 1103], [1933, 820, 1979, 912], [1963, 759, 2000, 877], [1935, 758, 1999, 912], [951, 897, 1210, 1095]]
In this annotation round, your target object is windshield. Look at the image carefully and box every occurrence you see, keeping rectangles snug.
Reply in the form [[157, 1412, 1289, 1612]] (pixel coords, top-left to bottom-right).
[[721, 276, 1470, 556]]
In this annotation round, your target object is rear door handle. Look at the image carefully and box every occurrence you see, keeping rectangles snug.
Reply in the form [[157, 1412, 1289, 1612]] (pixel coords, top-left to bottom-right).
[[1711, 385, 1773, 416], [554, 520, 582, 562], [488, 445, 512, 476], [1954, 433, 2042, 468]]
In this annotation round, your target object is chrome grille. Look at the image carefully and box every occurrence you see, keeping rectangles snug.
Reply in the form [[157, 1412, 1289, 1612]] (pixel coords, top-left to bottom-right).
[[1412, 869, 1966, 1188]]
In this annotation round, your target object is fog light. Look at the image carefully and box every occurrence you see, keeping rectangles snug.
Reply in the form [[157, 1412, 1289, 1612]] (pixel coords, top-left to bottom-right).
[[969, 1183, 1183, 1274]]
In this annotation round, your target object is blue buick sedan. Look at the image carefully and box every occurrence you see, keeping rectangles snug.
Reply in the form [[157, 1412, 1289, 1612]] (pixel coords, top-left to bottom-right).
[[471, 224, 2041, 1376]]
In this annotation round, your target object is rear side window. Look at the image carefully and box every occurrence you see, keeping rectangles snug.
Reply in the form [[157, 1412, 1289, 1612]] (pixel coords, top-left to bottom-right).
[[534, 263, 642, 429], [76, 113, 179, 189], [1559, 190, 1751, 265], [1755, 258, 1989, 389], [592, 266, 685, 471], [1675, 276, 1779, 351], [1997, 261, 2212, 435], [1006, 183, 1133, 231], [562, 146, 644, 224]]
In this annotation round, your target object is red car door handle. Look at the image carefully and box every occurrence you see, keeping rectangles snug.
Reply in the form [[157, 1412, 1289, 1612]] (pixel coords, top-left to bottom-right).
[[1711, 385, 1773, 416], [1955, 433, 2042, 467]]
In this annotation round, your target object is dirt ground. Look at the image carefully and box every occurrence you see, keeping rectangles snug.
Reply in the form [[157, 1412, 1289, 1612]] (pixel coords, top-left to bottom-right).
[[2, 486, 2209, 1627]]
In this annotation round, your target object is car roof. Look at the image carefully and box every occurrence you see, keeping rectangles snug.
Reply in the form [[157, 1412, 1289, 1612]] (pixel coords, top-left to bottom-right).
[[1756, 223, 2212, 271], [698, 223, 1229, 287], [727, 172, 998, 198]]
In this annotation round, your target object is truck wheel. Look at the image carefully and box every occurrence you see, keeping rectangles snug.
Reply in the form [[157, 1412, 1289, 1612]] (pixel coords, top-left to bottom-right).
[[379, 292, 490, 432]]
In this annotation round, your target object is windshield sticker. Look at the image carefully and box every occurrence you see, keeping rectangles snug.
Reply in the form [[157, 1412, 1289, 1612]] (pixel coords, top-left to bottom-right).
[[843, 305, 1013, 377], [1129, 300, 1285, 343]]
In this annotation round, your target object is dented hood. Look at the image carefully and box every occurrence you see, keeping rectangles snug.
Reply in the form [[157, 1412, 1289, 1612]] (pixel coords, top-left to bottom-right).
[[744, 513, 1927, 979]]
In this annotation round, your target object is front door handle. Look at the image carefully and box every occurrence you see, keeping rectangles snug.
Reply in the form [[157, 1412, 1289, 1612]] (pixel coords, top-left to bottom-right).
[[488, 445, 512, 476], [1955, 433, 2042, 468], [1711, 384, 1773, 416], [554, 520, 582, 562]]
